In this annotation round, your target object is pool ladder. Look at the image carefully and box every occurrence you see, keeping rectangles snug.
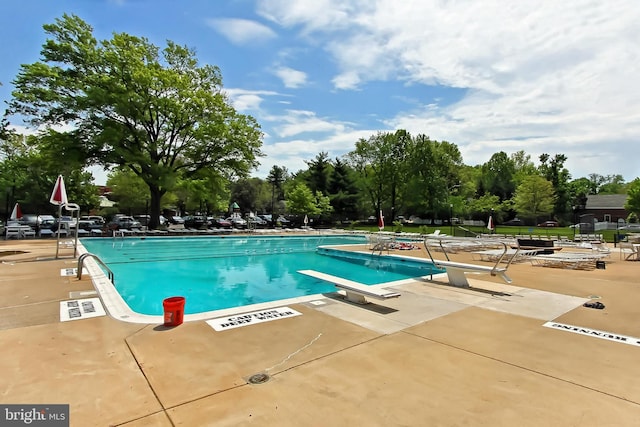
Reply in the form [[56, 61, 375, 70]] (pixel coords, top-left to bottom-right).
[[77, 252, 115, 284]]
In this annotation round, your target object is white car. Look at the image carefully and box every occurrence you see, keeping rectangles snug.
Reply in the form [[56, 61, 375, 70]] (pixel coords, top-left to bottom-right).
[[227, 217, 247, 228], [620, 224, 640, 230]]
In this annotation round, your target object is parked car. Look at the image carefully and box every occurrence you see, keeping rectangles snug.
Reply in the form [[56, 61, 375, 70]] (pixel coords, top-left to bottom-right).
[[276, 215, 290, 225], [619, 224, 640, 230], [212, 217, 232, 228], [168, 216, 185, 225], [184, 215, 209, 229], [258, 214, 273, 225], [537, 220, 559, 227], [227, 217, 247, 228], [77, 219, 104, 232], [504, 218, 523, 226], [108, 216, 142, 230], [247, 216, 266, 227], [80, 215, 105, 226]]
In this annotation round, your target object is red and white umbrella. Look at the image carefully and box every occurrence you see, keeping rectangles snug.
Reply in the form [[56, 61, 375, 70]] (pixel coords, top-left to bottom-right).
[[50, 175, 69, 259], [50, 175, 68, 206], [487, 214, 495, 232], [10, 203, 22, 221], [378, 210, 384, 231]]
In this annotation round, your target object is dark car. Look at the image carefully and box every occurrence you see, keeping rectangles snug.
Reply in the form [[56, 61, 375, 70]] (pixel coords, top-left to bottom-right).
[[108, 216, 142, 230], [168, 216, 185, 225], [184, 215, 209, 229], [504, 218, 523, 226], [212, 217, 232, 228], [77, 219, 104, 232], [537, 220, 559, 227]]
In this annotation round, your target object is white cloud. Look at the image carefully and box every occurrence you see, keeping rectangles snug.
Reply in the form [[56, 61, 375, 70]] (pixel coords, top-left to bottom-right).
[[274, 66, 307, 88], [256, 0, 640, 179], [224, 88, 281, 112], [272, 110, 349, 138], [206, 18, 276, 45]]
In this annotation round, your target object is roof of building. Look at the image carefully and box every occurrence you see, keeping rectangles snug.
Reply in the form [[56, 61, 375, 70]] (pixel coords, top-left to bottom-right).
[[585, 194, 627, 209]]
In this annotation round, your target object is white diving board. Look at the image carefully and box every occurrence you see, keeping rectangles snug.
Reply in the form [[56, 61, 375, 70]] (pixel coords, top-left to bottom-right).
[[431, 260, 512, 288], [298, 270, 401, 305]]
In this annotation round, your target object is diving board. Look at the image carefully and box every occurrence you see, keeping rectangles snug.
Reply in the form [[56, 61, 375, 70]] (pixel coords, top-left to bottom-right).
[[298, 270, 401, 304], [430, 259, 512, 287], [423, 236, 515, 287]]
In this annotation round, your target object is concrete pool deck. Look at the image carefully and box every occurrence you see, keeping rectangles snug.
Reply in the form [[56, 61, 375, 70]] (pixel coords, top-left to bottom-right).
[[1, 238, 640, 426]]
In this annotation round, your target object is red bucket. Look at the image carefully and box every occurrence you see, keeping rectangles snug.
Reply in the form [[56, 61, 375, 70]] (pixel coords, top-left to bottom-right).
[[163, 296, 185, 326]]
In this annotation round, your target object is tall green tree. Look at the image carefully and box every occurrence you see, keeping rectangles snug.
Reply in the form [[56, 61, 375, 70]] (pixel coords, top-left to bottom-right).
[[266, 165, 288, 216], [328, 158, 359, 221], [106, 168, 149, 215], [405, 135, 463, 219], [538, 153, 571, 216], [305, 152, 332, 196], [0, 132, 98, 216], [625, 178, 640, 218], [510, 150, 537, 187], [513, 175, 556, 222], [286, 182, 333, 221], [10, 14, 263, 228], [348, 130, 412, 221], [481, 151, 516, 201], [598, 174, 626, 194]]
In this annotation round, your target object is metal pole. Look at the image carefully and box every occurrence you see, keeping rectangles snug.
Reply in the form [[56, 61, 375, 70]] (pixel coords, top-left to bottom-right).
[[55, 204, 62, 259], [450, 204, 453, 236]]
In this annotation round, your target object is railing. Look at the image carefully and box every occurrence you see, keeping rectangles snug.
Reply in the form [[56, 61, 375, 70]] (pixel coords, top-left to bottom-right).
[[77, 252, 114, 284], [423, 235, 517, 274]]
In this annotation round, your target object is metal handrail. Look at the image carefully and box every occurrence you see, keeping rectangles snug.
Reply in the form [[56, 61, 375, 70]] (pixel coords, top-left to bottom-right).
[[423, 235, 516, 276], [77, 252, 114, 284]]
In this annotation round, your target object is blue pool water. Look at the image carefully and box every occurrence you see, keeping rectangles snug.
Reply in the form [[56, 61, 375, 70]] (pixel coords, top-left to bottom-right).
[[81, 235, 440, 315]]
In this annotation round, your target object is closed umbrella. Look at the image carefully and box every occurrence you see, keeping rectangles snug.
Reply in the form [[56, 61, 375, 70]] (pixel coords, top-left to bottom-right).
[[50, 175, 69, 258], [303, 214, 308, 228], [378, 210, 384, 231], [487, 214, 495, 233], [10, 203, 22, 222]]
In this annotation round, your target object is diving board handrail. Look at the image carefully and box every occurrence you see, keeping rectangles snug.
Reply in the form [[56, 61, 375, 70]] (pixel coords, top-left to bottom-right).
[[77, 252, 114, 284], [423, 235, 517, 278]]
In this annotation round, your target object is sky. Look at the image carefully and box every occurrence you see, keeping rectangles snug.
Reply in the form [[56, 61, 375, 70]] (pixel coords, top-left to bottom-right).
[[1, 0, 639, 186]]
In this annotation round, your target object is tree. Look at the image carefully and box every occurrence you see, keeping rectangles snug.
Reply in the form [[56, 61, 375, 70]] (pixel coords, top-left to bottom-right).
[[347, 131, 413, 220], [10, 14, 263, 228], [625, 178, 640, 218], [0, 132, 98, 216], [106, 169, 150, 215], [510, 150, 537, 187], [405, 135, 463, 219], [538, 153, 571, 216], [513, 175, 556, 222], [286, 183, 317, 215], [598, 174, 626, 194], [481, 151, 516, 201], [266, 165, 288, 217], [328, 158, 359, 221], [305, 152, 332, 195]]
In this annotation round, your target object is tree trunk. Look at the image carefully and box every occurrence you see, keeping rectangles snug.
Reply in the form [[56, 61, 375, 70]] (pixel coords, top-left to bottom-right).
[[147, 186, 165, 229]]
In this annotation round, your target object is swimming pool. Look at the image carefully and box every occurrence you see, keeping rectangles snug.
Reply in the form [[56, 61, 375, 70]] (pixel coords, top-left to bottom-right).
[[81, 234, 440, 316]]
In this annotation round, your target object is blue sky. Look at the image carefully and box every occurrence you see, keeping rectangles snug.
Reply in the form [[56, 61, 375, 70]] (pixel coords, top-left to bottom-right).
[[1, 0, 639, 185]]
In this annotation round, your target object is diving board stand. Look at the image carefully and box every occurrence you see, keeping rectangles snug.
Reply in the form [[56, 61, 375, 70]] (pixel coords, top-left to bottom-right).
[[424, 236, 514, 288], [298, 270, 401, 304]]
